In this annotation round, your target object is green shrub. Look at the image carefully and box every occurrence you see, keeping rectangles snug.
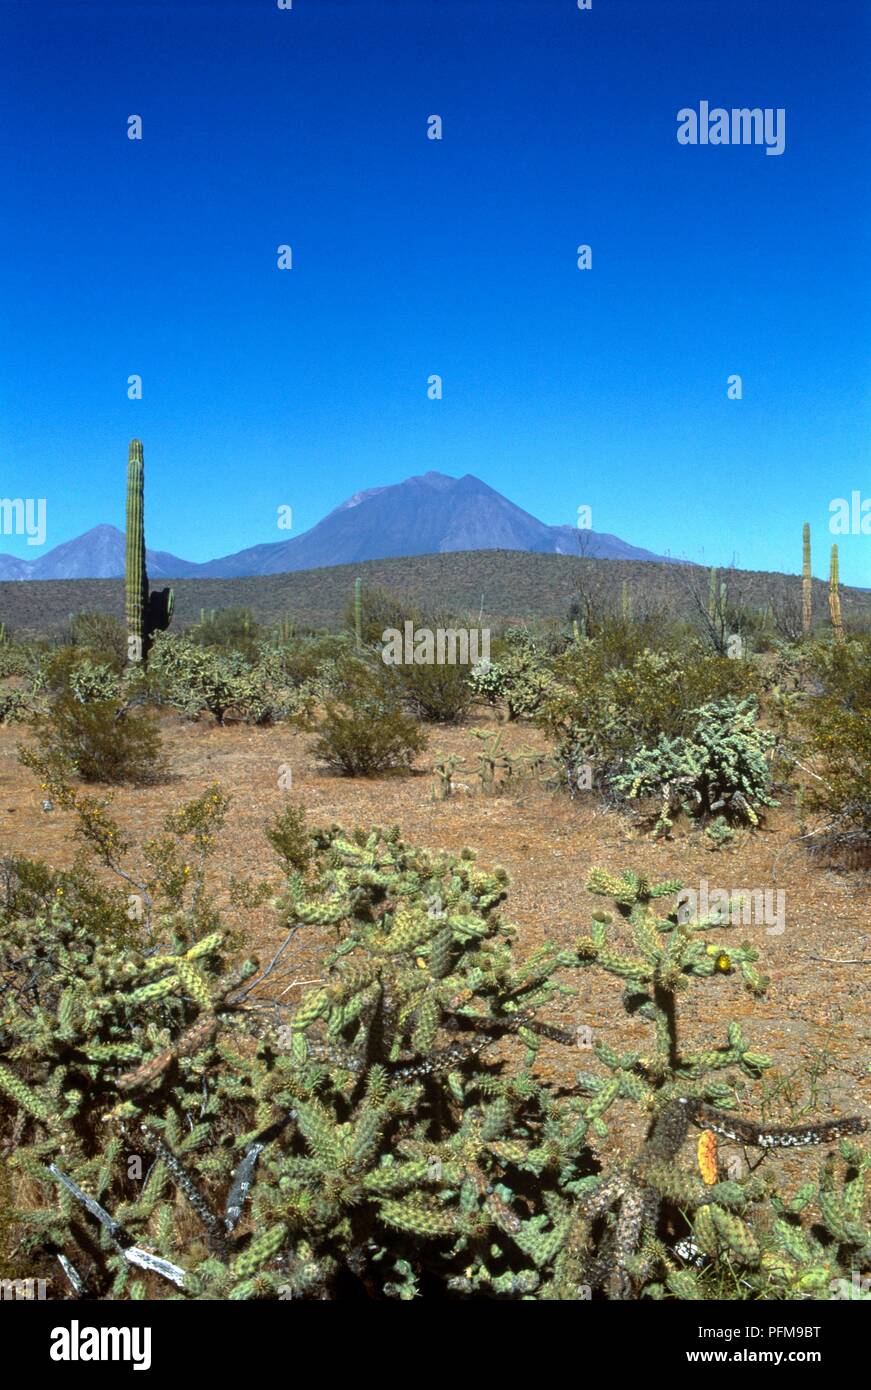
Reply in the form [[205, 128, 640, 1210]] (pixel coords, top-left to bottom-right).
[[265, 803, 312, 875], [21, 695, 164, 786], [342, 583, 414, 649], [469, 640, 554, 721], [0, 689, 31, 724], [610, 696, 779, 834], [539, 642, 761, 790], [189, 606, 264, 660], [67, 611, 128, 671], [799, 638, 871, 847], [395, 656, 475, 723], [68, 659, 123, 704], [313, 656, 427, 775], [147, 633, 313, 726]]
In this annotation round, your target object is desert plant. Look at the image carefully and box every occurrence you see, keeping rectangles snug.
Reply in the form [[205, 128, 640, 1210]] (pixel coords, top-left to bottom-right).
[[798, 638, 871, 849], [147, 633, 313, 726], [610, 695, 778, 834], [802, 523, 813, 635], [539, 643, 760, 794], [190, 606, 264, 660], [125, 439, 173, 663], [467, 630, 555, 722], [829, 544, 845, 644], [21, 695, 164, 786], [68, 659, 123, 705], [396, 656, 475, 724], [1, 810, 865, 1303], [313, 657, 427, 776], [265, 803, 313, 876], [0, 690, 31, 724]]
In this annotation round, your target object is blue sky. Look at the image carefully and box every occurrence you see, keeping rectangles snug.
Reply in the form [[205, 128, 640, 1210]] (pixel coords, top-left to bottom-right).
[[1, 0, 869, 584]]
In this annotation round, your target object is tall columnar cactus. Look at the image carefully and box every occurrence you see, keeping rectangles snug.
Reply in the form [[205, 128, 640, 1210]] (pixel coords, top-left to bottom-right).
[[802, 522, 812, 635], [620, 580, 631, 622], [707, 567, 719, 620], [125, 439, 173, 662], [829, 543, 844, 644], [354, 576, 362, 651]]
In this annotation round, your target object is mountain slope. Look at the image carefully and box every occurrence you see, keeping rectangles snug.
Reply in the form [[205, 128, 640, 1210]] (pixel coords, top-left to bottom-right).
[[0, 525, 202, 581], [193, 472, 668, 576], [0, 473, 668, 580]]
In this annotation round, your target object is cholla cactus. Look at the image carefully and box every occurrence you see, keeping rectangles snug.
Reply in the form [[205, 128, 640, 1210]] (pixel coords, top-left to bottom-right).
[[612, 696, 778, 835], [548, 868, 867, 1299], [1, 788, 865, 1302], [68, 659, 122, 704]]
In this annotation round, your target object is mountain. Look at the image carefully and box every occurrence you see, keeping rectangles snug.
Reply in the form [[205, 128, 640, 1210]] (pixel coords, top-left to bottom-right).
[[0, 525, 199, 581], [0, 474, 668, 580], [192, 472, 669, 577]]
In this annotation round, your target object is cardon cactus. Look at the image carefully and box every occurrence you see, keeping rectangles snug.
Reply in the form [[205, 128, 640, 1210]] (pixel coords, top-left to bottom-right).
[[354, 576, 362, 650], [125, 439, 173, 662], [802, 522, 812, 635], [828, 543, 844, 644]]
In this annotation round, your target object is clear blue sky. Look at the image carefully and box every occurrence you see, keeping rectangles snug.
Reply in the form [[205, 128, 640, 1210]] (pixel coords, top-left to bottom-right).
[[1, 0, 869, 584]]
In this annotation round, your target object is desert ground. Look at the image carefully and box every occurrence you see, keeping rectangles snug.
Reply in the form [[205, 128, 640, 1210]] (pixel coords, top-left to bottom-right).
[[3, 704, 868, 1191]]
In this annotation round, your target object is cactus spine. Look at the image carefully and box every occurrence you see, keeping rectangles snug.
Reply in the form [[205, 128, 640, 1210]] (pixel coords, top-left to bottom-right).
[[828, 543, 844, 644], [125, 439, 173, 662], [354, 577, 362, 650], [802, 522, 812, 635]]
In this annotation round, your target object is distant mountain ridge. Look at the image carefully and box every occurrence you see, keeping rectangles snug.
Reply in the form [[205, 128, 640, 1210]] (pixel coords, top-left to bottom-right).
[[0, 472, 668, 581]]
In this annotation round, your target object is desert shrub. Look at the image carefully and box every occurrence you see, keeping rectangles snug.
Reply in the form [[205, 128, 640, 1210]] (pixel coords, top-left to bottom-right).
[[468, 637, 554, 721], [539, 641, 761, 791], [67, 611, 128, 671], [314, 656, 427, 775], [343, 583, 416, 648], [265, 803, 313, 875], [0, 853, 133, 943], [190, 605, 265, 660], [395, 656, 475, 723], [68, 658, 123, 704], [21, 694, 164, 785], [264, 633, 352, 690], [0, 643, 32, 680], [0, 799, 866, 1302], [147, 633, 314, 726], [799, 638, 871, 847], [0, 689, 31, 724], [40, 644, 90, 695], [610, 696, 779, 834]]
